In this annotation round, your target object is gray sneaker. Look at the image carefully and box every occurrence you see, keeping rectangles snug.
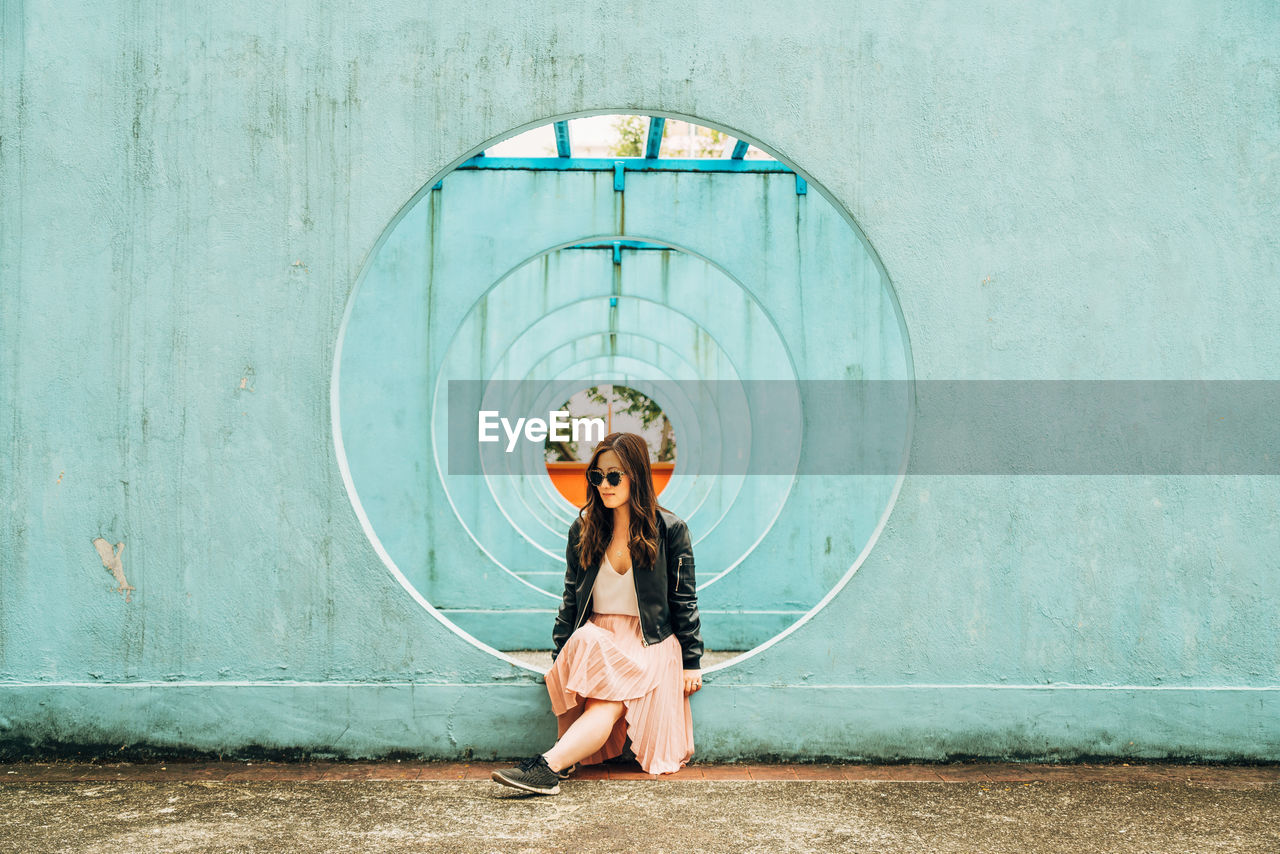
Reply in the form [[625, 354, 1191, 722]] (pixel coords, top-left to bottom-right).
[[491, 754, 561, 795]]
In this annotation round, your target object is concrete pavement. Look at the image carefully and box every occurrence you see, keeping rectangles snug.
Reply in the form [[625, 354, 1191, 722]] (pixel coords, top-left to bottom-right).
[[2, 761, 1276, 853]]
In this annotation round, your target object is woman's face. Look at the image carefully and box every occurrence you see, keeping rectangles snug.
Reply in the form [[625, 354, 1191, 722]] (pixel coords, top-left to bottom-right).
[[592, 449, 631, 511]]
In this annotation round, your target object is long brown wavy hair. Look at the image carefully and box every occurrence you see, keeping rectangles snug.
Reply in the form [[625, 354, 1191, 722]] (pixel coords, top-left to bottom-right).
[[576, 432, 670, 573]]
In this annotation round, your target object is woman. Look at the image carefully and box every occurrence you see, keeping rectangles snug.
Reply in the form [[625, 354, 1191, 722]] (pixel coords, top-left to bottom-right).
[[492, 432, 704, 795]]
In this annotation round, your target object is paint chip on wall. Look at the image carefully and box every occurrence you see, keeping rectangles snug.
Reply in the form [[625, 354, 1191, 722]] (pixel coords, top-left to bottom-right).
[[92, 538, 135, 602]]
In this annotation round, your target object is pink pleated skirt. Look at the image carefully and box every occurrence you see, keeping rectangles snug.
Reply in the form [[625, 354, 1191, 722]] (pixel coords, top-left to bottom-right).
[[544, 611, 694, 775]]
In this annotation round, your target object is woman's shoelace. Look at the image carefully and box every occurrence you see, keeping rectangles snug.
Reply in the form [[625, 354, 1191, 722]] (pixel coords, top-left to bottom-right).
[[517, 755, 546, 772]]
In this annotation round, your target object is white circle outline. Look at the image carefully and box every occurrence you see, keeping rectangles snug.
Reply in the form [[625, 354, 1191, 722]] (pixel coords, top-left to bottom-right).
[[331, 108, 917, 675]]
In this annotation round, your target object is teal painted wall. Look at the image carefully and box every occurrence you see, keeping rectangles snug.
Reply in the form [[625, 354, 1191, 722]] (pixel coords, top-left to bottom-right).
[[2, 0, 1278, 761]]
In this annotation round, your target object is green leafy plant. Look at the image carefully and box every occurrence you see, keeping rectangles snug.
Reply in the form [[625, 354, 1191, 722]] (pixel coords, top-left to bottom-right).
[[543, 384, 675, 462], [609, 115, 653, 157]]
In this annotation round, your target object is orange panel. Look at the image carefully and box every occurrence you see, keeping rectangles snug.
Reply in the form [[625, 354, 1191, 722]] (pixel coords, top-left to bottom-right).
[[547, 462, 674, 509]]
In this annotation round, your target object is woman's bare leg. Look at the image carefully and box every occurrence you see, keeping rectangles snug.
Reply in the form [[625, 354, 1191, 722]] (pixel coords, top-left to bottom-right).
[[542, 697, 626, 772]]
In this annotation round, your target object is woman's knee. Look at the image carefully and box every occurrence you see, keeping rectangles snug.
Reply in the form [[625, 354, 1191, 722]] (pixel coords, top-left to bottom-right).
[[584, 696, 625, 718]]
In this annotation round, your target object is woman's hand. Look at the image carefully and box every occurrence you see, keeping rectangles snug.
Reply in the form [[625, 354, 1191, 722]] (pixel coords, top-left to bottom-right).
[[681, 668, 703, 696]]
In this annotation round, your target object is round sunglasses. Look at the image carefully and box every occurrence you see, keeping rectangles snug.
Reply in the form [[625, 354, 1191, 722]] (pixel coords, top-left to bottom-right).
[[586, 469, 627, 487]]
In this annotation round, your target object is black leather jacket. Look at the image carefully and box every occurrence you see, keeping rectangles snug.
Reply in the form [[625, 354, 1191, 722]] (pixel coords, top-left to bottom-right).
[[551, 508, 704, 670]]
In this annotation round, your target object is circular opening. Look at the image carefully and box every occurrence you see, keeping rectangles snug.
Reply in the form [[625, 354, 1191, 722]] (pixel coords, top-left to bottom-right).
[[545, 384, 678, 507], [333, 111, 914, 673]]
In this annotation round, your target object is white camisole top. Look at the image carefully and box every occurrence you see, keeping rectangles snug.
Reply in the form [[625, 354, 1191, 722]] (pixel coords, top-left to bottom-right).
[[591, 554, 640, 616]]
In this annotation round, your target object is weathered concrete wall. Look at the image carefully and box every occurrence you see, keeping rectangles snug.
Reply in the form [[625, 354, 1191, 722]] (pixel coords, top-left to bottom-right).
[[1, 0, 1278, 760]]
